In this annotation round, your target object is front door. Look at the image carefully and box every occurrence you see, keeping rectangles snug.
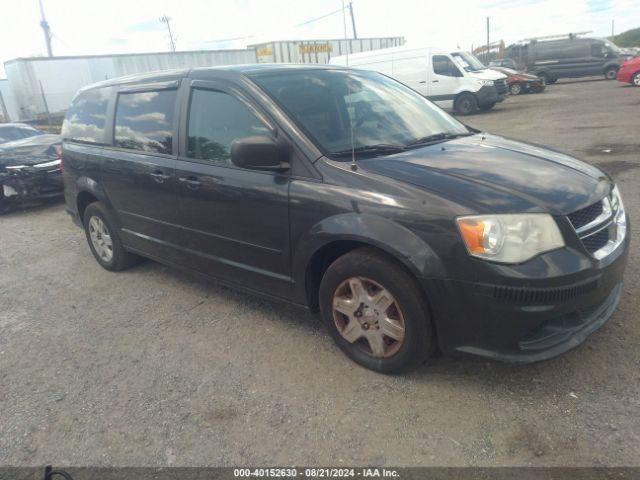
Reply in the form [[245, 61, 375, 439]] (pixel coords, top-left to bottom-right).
[[428, 55, 465, 108], [174, 81, 291, 298]]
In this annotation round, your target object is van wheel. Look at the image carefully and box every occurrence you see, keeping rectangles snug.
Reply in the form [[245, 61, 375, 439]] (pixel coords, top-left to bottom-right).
[[83, 202, 140, 271], [319, 247, 435, 374], [631, 72, 640, 86], [604, 67, 618, 80], [509, 82, 523, 95], [454, 93, 478, 115]]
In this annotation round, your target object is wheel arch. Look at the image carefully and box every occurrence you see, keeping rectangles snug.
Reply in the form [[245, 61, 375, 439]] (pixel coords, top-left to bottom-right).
[[292, 213, 446, 310], [75, 176, 114, 225]]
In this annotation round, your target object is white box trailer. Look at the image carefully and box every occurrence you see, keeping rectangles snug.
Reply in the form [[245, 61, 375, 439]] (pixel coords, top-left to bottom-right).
[[0, 79, 20, 122], [250, 37, 405, 64], [3, 49, 257, 120]]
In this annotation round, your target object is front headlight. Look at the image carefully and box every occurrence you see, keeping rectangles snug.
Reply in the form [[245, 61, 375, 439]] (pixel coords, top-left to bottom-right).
[[456, 213, 565, 263], [477, 79, 494, 86]]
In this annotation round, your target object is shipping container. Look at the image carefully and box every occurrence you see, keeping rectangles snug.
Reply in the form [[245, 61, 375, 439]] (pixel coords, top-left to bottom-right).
[[250, 37, 405, 64], [3, 49, 257, 120]]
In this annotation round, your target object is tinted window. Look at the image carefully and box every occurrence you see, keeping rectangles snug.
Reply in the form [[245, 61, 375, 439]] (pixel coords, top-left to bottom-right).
[[433, 55, 462, 77], [114, 89, 176, 154], [591, 42, 606, 58], [62, 88, 111, 144], [187, 89, 270, 165]]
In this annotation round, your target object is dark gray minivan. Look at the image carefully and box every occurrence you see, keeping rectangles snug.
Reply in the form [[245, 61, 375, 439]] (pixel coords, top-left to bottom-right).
[[505, 36, 628, 83], [62, 65, 628, 374]]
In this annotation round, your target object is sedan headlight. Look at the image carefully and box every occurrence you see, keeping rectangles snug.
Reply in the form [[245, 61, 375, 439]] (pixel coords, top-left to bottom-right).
[[456, 213, 565, 263]]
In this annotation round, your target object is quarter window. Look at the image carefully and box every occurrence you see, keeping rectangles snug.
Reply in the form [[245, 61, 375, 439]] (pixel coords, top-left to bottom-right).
[[61, 87, 111, 144], [114, 89, 176, 154], [186, 89, 270, 165]]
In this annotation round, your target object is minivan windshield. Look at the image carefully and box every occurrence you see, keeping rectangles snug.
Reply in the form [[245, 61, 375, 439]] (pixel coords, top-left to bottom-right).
[[451, 52, 486, 72], [250, 69, 470, 158]]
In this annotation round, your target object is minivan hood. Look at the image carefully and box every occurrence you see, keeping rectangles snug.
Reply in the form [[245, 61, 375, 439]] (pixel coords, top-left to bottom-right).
[[358, 134, 611, 215], [468, 69, 507, 81]]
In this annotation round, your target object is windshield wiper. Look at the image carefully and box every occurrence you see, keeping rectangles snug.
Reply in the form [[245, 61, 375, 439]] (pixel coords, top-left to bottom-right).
[[404, 132, 473, 148], [330, 144, 406, 158]]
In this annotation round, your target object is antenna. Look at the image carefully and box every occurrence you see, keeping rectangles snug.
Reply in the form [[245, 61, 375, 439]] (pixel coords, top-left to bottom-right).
[[159, 14, 177, 52], [341, 0, 357, 171]]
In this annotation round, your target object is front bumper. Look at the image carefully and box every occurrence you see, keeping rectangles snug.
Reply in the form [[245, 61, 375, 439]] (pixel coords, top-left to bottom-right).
[[476, 84, 505, 106], [422, 228, 629, 363], [0, 163, 63, 205]]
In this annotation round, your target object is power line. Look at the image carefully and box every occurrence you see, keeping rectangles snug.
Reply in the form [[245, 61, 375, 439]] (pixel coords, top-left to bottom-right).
[[204, 5, 351, 45]]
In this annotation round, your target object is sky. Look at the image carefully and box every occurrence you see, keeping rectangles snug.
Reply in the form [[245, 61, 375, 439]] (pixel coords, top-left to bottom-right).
[[0, 0, 638, 77]]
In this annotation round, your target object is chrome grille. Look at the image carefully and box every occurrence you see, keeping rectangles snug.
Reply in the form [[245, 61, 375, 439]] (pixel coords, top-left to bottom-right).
[[568, 202, 603, 230], [568, 190, 626, 259]]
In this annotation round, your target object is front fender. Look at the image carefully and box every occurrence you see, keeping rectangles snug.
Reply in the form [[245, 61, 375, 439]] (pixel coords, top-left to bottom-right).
[[292, 213, 446, 304]]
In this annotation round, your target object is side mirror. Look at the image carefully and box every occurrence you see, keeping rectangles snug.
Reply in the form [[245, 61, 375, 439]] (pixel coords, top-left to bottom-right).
[[230, 135, 290, 172]]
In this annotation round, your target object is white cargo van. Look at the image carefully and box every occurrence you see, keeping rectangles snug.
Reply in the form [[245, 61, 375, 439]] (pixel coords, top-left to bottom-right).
[[330, 47, 508, 115]]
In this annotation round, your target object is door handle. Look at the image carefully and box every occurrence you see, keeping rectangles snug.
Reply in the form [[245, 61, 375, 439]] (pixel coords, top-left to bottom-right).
[[419, 80, 427, 84], [432, 80, 439, 83], [149, 171, 171, 183], [178, 176, 202, 189]]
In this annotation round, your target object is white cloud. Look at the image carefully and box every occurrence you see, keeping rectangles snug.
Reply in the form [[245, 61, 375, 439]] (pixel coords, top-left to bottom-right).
[[1, 0, 638, 77]]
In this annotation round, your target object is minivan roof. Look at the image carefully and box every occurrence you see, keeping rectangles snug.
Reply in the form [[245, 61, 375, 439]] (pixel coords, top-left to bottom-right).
[[76, 63, 348, 94]]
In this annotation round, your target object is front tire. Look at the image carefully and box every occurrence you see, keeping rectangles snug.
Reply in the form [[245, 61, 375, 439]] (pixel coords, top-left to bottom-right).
[[604, 67, 618, 80], [83, 202, 140, 271], [509, 82, 523, 95], [454, 92, 478, 115], [632, 72, 640, 87], [319, 248, 435, 374]]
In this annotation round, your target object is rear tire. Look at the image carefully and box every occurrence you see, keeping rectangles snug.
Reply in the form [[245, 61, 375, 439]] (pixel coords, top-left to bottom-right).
[[83, 202, 140, 271], [604, 67, 618, 80], [319, 247, 435, 374], [454, 92, 478, 115]]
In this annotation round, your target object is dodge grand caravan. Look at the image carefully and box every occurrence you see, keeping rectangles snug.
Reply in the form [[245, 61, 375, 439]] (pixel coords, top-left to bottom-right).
[[62, 65, 629, 373]]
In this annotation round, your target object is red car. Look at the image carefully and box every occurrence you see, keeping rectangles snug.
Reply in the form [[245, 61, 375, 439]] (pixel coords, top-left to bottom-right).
[[616, 56, 640, 86], [490, 67, 546, 95]]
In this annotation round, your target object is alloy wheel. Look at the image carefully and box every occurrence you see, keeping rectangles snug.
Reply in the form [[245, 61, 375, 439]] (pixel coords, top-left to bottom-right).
[[332, 277, 406, 358], [88, 216, 113, 263], [633, 74, 640, 86]]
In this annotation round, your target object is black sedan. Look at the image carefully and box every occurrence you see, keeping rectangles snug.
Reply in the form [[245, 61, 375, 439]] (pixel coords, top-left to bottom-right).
[[0, 133, 63, 211]]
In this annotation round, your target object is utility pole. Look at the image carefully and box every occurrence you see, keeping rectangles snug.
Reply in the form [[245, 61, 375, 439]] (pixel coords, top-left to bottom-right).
[[486, 16, 490, 64], [38, 0, 53, 57], [349, 2, 357, 39], [159, 15, 176, 52]]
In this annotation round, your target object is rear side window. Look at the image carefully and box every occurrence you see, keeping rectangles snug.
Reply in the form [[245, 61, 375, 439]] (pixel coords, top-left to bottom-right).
[[62, 87, 111, 144], [186, 89, 270, 165], [433, 55, 462, 77], [114, 89, 176, 155]]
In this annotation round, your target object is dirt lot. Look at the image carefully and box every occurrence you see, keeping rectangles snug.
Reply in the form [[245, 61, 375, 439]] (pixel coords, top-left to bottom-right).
[[1, 77, 639, 467]]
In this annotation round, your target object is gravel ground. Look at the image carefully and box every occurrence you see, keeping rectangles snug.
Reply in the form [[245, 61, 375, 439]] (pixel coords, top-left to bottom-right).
[[0, 77, 639, 467]]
